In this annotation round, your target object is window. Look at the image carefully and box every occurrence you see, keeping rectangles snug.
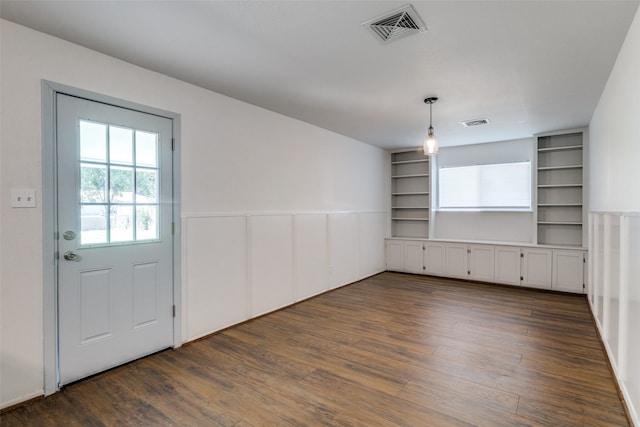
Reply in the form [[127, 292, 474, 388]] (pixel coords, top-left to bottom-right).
[[438, 161, 531, 210], [79, 120, 160, 245]]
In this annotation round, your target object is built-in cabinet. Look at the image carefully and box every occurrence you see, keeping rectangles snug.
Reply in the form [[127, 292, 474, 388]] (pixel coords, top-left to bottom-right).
[[386, 240, 404, 271], [494, 246, 521, 286], [424, 241, 445, 276], [521, 248, 553, 290], [468, 244, 496, 283], [404, 241, 424, 274], [391, 150, 430, 238], [385, 239, 586, 293], [386, 129, 588, 294], [537, 131, 585, 247], [552, 249, 585, 293], [445, 243, 468, 279]]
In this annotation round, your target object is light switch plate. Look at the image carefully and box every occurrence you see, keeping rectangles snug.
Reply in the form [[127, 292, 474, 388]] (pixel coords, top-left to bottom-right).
[[11, 189, 36, 208]]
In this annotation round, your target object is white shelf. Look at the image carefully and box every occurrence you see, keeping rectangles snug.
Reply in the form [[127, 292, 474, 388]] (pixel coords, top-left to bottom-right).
[[538, 221, 583, 225], [391, 218, 429, 221], [537, 145, 583, 152], [538, 203, 582, 207], [391, 174, 429, 179], [538, 165, 582, 171], [538, 184, 582, 188], [392, 192, 429, 195], [391, 159, 429, 165], [392, 206, 430, 209]]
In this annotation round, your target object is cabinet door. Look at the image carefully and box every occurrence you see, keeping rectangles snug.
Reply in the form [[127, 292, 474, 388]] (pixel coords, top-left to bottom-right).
[[469, 245, 495, 282], [445, 243, 468, 279], [494, 246, 521, 286], [386, 240, 405, 272], [424, 241, 445, 276], [552, 250, 585, 293], [522, 248, 552, 290], [404, 241, 425, 274]]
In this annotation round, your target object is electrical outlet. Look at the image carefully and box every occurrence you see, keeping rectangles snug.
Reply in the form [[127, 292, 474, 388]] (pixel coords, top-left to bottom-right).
[[11, 189, 36, 208]]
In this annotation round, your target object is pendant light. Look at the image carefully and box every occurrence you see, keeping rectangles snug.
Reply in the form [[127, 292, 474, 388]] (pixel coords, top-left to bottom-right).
[[423, 97, 439, 155]]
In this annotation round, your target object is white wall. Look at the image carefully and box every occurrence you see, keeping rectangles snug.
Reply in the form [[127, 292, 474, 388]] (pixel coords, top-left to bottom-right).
[[589, 15, 640, 212], [0, 20, 389, 408], [588, 5, 640, 426], [434, 138, 535, 243]]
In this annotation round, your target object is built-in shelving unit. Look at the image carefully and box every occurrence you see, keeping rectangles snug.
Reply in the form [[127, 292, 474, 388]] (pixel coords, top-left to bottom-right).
[[537, 132, 584, 247], [391, 150, 430, 238]]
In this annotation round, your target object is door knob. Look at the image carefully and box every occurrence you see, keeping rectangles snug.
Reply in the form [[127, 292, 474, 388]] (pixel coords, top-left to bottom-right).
[[63, 251, 79, 261]]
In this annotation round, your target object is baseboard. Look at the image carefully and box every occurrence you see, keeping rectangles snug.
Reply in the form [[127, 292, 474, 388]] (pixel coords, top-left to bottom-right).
[[0, 390, 43, 413], [587, 297, 638, 427]]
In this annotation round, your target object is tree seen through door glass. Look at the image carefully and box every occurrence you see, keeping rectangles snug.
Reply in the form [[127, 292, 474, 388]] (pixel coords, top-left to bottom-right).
[[80, 164, 106, 203], [79, 120, 160, 245]]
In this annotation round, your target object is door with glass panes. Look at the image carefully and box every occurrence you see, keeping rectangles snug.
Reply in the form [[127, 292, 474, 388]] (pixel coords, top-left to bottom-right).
[[56, 94, 174, 386]]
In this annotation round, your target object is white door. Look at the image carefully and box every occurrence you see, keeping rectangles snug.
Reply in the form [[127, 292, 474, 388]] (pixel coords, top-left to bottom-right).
[[468, 244, 495, 282], [552, 250, 585, 293], [522, 248, 553, 290], [385, 240, 405, 272], [404, 241, 425, 274], [57, 94, 174, 386], [424, 241, 445, 276], [494, 246, 522, 286], [445, 243, 468, 279]]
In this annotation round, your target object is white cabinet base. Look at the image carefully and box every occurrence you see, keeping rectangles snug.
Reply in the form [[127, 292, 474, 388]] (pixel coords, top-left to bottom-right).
[[425, 242, 446, 276], [445, 243, 468, 279], [552, 250, 585, 293], [405, 241, 425, 274], [494, 246, 521, 286], [522, 248, 553, 290], [469, 244, 495, 282], [385, 240, 404, 272], [385, 239, 586, 294]]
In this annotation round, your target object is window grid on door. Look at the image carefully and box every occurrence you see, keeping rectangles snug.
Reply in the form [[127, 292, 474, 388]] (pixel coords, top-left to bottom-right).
[[78, 119, 160, 246]]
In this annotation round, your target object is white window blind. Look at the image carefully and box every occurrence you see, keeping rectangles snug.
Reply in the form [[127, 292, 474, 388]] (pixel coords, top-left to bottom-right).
[[439, 161, 531, 210]]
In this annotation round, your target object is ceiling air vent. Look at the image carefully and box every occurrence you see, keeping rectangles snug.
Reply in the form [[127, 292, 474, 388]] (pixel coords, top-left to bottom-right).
[[461, 118, 491, 128], [362, 5, 427, 43]]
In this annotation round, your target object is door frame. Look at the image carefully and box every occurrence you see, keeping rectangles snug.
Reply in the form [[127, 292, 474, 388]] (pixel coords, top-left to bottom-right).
[[41, 80, 182, 395]]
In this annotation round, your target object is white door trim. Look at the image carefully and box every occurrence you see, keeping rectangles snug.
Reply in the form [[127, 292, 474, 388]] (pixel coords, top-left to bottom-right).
[[41, 80, 182, 395]]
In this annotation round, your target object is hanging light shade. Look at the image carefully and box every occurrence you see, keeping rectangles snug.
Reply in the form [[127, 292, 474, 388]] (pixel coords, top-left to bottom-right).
[[423, 97, 439, 155]]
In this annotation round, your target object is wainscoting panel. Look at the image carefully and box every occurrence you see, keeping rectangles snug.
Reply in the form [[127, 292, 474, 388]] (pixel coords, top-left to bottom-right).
[[184, 216, 248, 341], [328, 213, 359, 289], [249, 215, 295, 317], [294, 214, 329, 301], [623, 216, 640, 424], [589, 212, 640, 426], [183, 211, 387, 345], [358, 212, 388, 278]]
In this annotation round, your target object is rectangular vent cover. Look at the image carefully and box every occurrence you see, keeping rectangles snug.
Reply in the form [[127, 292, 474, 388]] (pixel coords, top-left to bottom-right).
[[362, 5, 427, 43], [461, 118, 491, 127]]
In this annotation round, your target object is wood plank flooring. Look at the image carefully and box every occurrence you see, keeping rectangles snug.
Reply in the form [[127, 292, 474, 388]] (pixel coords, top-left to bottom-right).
[[2, 272, 630, 426]]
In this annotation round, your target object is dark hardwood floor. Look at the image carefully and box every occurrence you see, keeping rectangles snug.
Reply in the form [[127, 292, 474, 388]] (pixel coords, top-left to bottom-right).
[[2, 272, 629, 426]]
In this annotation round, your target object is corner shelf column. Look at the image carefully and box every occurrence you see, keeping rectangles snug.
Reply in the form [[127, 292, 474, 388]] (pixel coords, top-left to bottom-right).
[[391, 150, 430, 238], [536, 131, 584, 247]]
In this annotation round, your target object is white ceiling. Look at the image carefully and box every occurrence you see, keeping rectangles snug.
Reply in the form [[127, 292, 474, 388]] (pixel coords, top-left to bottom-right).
[[1, 0, 638, 150]]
